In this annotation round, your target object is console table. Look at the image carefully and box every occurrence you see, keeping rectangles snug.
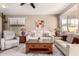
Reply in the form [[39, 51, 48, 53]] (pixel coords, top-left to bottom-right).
[[26, 39, 53, 54]]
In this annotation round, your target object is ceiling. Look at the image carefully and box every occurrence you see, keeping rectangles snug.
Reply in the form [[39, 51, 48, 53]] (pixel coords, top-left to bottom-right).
[[0, 3, 72, 15], [61, 4, 78, 18]]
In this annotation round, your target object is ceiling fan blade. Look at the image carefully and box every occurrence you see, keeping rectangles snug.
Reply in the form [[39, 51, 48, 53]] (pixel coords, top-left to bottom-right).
[[20, 3, 25, 6], [30, 3, 35, 8]]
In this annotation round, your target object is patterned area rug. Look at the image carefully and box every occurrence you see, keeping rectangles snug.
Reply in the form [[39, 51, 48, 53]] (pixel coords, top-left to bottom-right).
[[0, 44, 63, 56]]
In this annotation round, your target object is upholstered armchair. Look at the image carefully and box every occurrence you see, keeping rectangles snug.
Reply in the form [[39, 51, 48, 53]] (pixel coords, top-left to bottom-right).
[[1, 30, 19, 50]]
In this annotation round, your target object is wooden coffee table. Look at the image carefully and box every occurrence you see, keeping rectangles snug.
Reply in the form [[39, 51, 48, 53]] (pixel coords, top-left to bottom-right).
[[26, 39, 53, 54]]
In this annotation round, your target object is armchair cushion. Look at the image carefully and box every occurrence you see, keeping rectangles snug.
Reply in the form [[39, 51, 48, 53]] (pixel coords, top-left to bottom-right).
[[5, 39, 18, 45]]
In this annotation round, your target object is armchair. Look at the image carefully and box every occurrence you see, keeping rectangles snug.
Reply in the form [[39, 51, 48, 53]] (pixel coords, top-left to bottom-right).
[[1, 30, 19, 50]]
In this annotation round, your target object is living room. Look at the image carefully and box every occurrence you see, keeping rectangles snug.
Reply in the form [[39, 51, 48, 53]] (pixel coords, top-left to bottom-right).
[[0, 3, 79, 56]]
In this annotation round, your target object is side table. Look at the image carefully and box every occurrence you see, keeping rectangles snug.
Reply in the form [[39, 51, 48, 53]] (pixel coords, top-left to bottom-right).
[[19, 36, 26, 43]]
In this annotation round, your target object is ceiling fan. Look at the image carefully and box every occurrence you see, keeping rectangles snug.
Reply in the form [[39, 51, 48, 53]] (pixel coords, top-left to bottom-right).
[[20, 3, 36, 8]]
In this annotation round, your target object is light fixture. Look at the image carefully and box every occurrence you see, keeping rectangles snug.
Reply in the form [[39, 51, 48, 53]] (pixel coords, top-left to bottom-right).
[[1, 4, 6, 8]]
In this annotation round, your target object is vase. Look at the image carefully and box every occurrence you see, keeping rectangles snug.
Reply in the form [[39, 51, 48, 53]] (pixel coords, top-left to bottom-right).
[[21, 31, 25, 36]]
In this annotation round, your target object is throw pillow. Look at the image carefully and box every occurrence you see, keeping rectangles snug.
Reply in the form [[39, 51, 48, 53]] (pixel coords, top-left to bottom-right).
[[43, 33, 50, 37], [13, 37, 16, 39], [72, 37, 79, 44], [66, 34, 73, 43], [61, 35, 67, 41], [31, 33, 35, 37]]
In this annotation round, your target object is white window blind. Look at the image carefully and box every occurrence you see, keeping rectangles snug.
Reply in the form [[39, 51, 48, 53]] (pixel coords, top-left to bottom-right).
[[8, 17, 25, 25]]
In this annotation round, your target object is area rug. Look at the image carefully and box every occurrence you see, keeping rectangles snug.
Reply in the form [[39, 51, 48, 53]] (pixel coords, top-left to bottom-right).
[[0, 44, 63, 56]]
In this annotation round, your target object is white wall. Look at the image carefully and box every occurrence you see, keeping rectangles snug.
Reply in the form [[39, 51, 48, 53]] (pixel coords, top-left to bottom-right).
[[60, 4, 78, 18], [6, 15, 58, 35], [25, 15, 57, 34]]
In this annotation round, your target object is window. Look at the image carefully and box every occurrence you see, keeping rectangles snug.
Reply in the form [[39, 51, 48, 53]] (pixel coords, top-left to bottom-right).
[[8, 17, 25, 25], [61, 19, 67, 32], [61, 18, 78, 33]]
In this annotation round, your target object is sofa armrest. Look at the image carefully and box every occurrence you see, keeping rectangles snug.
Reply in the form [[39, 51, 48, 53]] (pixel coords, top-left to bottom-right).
[[55, 37, 62, 40], [1, 38, 5, 50], [67, 44, 79, 56], [16, 37, 19, 46]]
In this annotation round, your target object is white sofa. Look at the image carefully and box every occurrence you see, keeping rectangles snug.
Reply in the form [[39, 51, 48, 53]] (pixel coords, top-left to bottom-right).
[[27, 30, 54, 41], [55, 34, 79, 56], [1, 30, 19, 50]]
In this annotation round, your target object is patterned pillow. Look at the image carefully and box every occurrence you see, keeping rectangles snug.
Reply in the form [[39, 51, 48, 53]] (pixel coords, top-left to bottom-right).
[[30, 32, 35, 37], [43, 33, 50, 37]]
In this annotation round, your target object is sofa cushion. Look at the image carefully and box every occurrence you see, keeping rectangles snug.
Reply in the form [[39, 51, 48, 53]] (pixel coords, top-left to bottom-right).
[[40, 37, 51, 39]]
